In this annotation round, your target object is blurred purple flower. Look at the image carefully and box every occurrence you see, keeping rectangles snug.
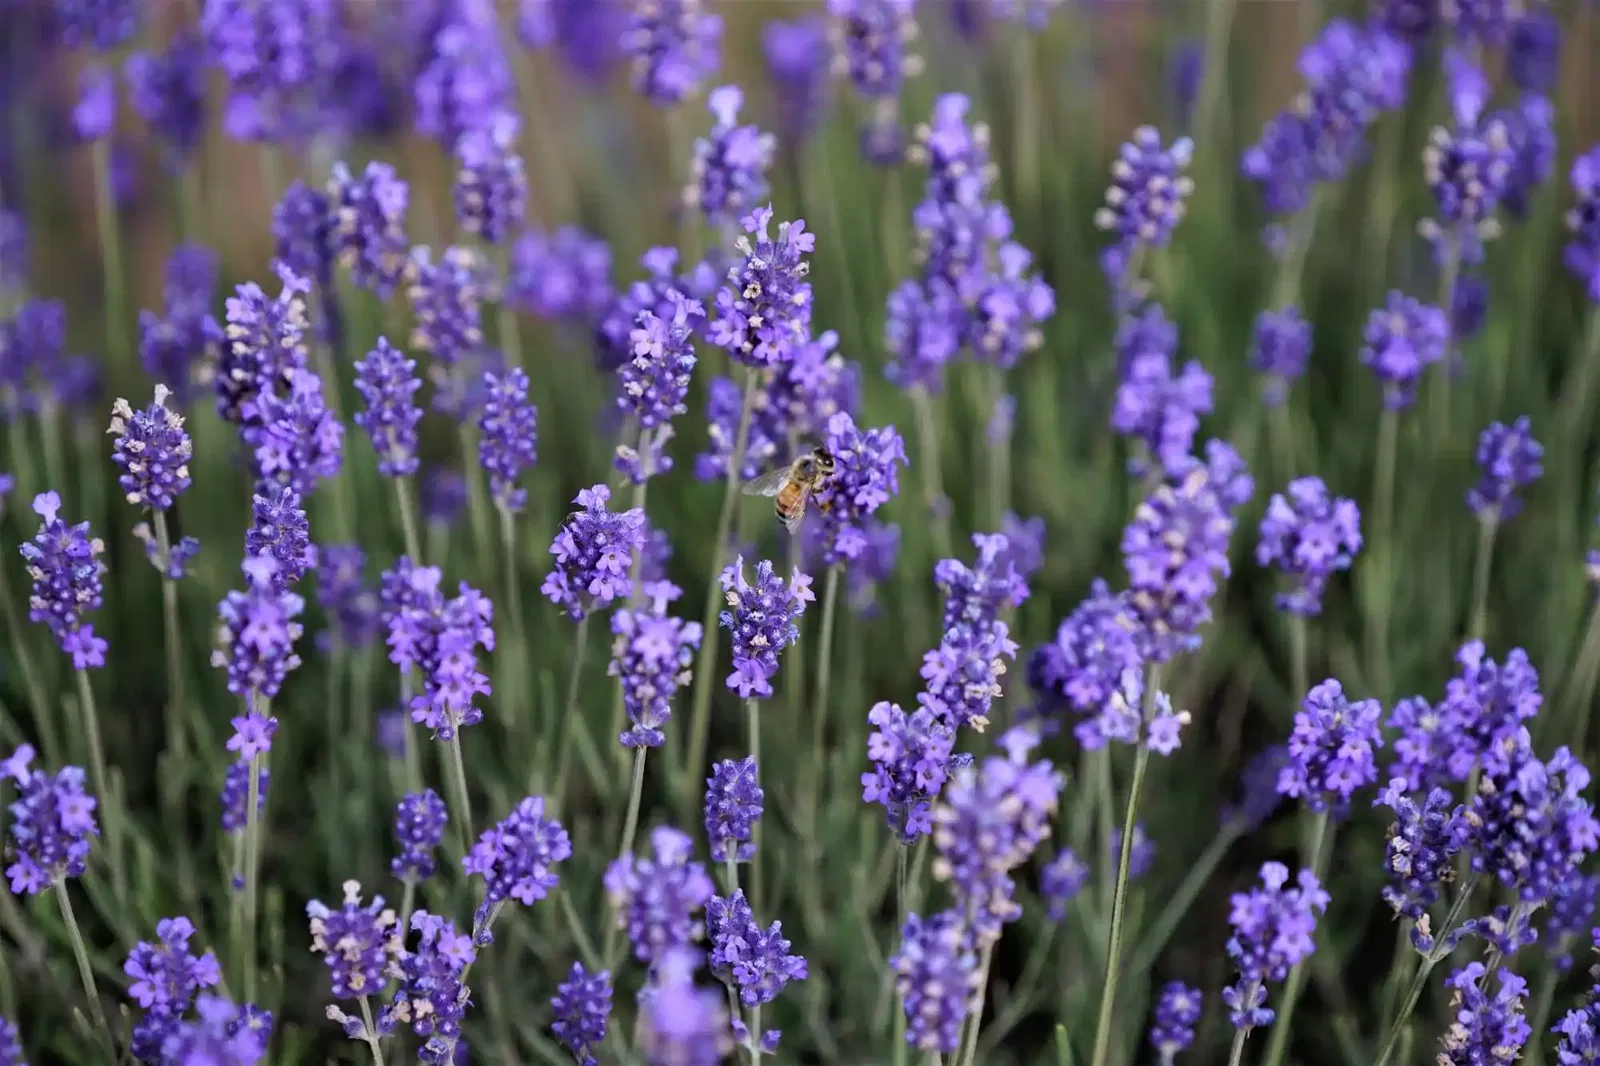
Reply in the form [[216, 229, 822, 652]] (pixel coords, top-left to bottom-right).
[[422, 467, 467, 529], [247, 366, 344, 500], [201, 0, 341, 143], [1442, 0, 1516, 47], [1121, 463, 1235, 662], [891, 909, 977, 1054], [1542, 870, 1600, 971], [408, 244, 489, 377], [1110, 821, 1156, 880], [829, 0, 920, 162], [1508, 10, 1560, 94], [392, 789, 448, 883], [212, 555, 305, 701], [1421, 55, 1514, 265], [57, 0, 138, 50], [19, 491, 108, 669], [541, 484, 647, 621], [72, 67, 115, 142], [1150, 981, 1201, 1062], [1249, 307, 1311, 407], [1111, 309, 1213, 478], [1256, 477, 1362, 617], [704, 756, 763, 863], [550, 962, 611, 1066], [1468, 417, 1542, 522], [762, 15, 830, 147], [353, 338, 423, 478], [0, 211, 26, 294], [1222, 862, 1329, 1029], [511, 225, 613, 326], [613, 580, 703, 748], [125, 31, 207, 164], [605, 825, 714, 965], [1096, 126, 1194, 287], [639, 947, 731, 1065], [688, 85, 775, 229], [454, 113, 526, 246], [1039, 848, 1089, 920], [1567, 147, 1600, 302], [314, 543, 379, 651], [622, 0, 723, 106], [158, 995, 268, 1065], [330, 160, 410, 299], [0, 744, 98, 895], [1496, 94, 1555, 220], [968, 242, 1055, 370], [219, 760, 268, 833], [215, 266, 311, 428], [414, 1, 514, 147], [1360, 291, 1449, 410], [1438, 964, 1531, 1064], [519, 0, 624, 82], [478, 367, 538, 512], [884, 277, 962, 393], [272, 181, 334, 290]]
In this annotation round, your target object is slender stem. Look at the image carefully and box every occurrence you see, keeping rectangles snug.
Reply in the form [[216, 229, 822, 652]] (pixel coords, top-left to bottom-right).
[[0, 562, 57, 764], [152, 512, 187, 765], [1289, 614, 1308, 708], [1559, 309, 1600, 444], [243, 746, 263, 1003], [1565, 600, 1600, 753], [892, 844, 909, 1066], [684, 371, 761, 817], [910, 388, 953, 562], [747, 697, 764, 912], [1371, 874, 1481, 1066], [1430, 242, 1460, 443], [1127, 824, 1240, 977], [1374, 922, 1414, 1038], [90, 138, 128, 365], [1367, 406, 1399, 700], [957, 941, 996, 1066], [55, 881, 116, 1062], [1226, 1015, 1255, 1066], [496, 504, 529, 749], [446, 731, 474, 855], [551, 615, 592, 810], [73, 670, 124, 910], [458, 423, 495, 581], [1260, 812, 1332, 1066], [400, 672, 422, 800], [1467, 515, 1497, 643], [399, 879, 417, 936], [985, 368, 1010, 532], [1526, 967, 1559, 1066], [748, 1004, 763, 1062], [1192, 0, 1238, 158], [393, 477, 424, 563], [1093, 748, 1116, 923], [602, 746, 650, 967], [806, 566, 842, 830], [611, 429, 656, 778], [1087, 665, 1162, 1066], [359, 997, 386, 1066]]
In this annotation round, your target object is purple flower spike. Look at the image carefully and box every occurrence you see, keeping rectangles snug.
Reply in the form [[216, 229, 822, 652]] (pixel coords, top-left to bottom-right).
[[705, 757, 763, 863], [0, 745, 99, 895], [58, 0, 138, 51], [1438, 640, 1542, 782], [1567, 148, 1600, 303], [1249, 307, 1312, 407], [1360, 292, 1450, 410], [1096, 126, 1195, 282], [1028, 580, 1141, 720], [1496, 94, 1555, 221], [1468, 417, 1542, 522], [380, 566, 495, 741], [407, 245, 489, 371], [1111, 309, 1214, 478], [1222, 862, 1329, 1030], [616, 289, 701, 482], [330, 160, 410, 300], [762, 16, 830, 147], [1039, 848, 1089, 920], [212, 555, 305, 702], [124, 31, 207, 164], [1278, 679, 1383, 813], [829, 0, 921, 161], [201, 0, 340, 144], [392, 789, 448, 883], [353, 338, 423, 478], [622, 0, 724, 106], [220, 761, 269, 833], [380, 911, 473, 1058], [414, 4, 514, 148], [215, 266, 311, 428], [862, 701, 965, 843], [1438, 964, 1531, 1065], [246, 486, 310, 590], [454, 113, 526, 246], [227, 712, 278, 762], [1150, 982, 1202, 1061], [108, 386, 192, 513], [640, 948, 732, 1066], [1375, 779, 1466, 940], [19, 491, 109, 670], [891, 909, 978, 1055], [604, 825, 715, 965], [884, 277, 962, 393], [688, 85, 775, 228], [931, 730, 1062, 942], [315, 542, 378, 648], [706, 890, 808, 1022], [541, 484, 647, 621], [1469, 740, 1599, 904], [464, 796, 572, 908], [510, 226, 613, 325], [968, 242, 1055, 370], [551, 962, 611, 1066], [1421, 60, 1515, 265], [247, 366, 344, 501], [125, 916, 224, 1063], [1256, 477, 1362, 617], [272, 181, 334, 290], [719, 557, 813, 699], [812, 412, 907, 567], [709, 206, 815, 369], [158, 994, 269, 1065], [613, 581, 703, 749], [307, 880, 402, 1001], [1121, 463, 1235, 662], [478, 368, 538, 513], [0, 211, 27, 295], [73, 69, 115, 142]]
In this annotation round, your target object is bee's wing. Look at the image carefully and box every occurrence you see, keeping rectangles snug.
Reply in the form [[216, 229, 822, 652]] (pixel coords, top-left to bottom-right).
[[741, 467, 790, 498]]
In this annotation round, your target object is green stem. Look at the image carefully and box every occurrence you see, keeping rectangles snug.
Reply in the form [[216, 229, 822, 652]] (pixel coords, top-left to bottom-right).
[[446, 731, 473, 855], [74, 670, 124, 910], [1093, 748, 1116, 924], [1429, 242, 1460, 444], [806, 566, 843, 826], [243, 744, 263, 1002], [1087, 664, 1162, 1066], [957, 941, 996, 1066], [748, 1004, 763, 1063], [1467, 515, 1497, 643], [1192, 0, 1238, 160], [153, 511, 187, 765], [393, 477, 424, 563], [551, 614, 591, 812], [910, 387, 953, 561], [458, 423, 495, 583], [747, 697, 764, 912], [56, 881, 116, 1062], [1375, 922, 1414, 1038], [1565, 600, 1600, 754], [1558, 308, 1600, 445], [399, 879, 417, 936], [1368, 406, 1399, 700], [90, 138, 128, 365], [1260, 812, 1333, 1066], [1127, 823, 1240, 977], [1226, 1005, 1256, 1066], [985, 368, 1009, 532], [610, 428, 656, 780], [683, 370, 761, 819], [359, 997, 386, 1066], [0, 557, 57, 764], [892, 843, 910, 1066], [1289, 614, 1308, 707], [603, 746, 650, 967], [1371, 874, 1481, 1066], [497, 504, 528, 741], [1526, 967, 1559, 1066]]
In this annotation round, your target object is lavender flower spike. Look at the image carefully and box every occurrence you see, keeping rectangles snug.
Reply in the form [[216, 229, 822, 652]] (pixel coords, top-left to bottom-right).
[[622, 0, 724, 106], [1255, 477, 1362, 617], [1150, 981, 1202, 1063], [614, 580, 703, 748], [1222, 861, 1329, 1030], [1096, 126, 1195, 288], [709, 206, 815, 369], [109, 385, 193, 512], [124, 916, 223, 1063], [352, 338, 422, 478], [1360, 292, 1449, 410], [1468, 417, 1543, 522], [464, 796, 572, 910], [813, 412, 908, 568], [687, 85, 776, 228], [478, 368, 538, 513], [1566, 147, 1600, 302], [1278, 679, 1383, 813], [705, 756, 763, 863], [0, 745, 99, 895], [719, 557, 813, 699], [891, 909, 978, 1054], [330, 160, 410, 300], [1437, 964, 1531, 1065], [541, 484, 647, 620], [19, 491, 109, 669], [551, 962, 611, 1066], [604, 825, 715, 965], [212, 554, 305, 702]]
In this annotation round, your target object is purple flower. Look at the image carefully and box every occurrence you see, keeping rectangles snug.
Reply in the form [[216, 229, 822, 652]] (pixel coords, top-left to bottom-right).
[[72, 69, 115, 142], [510, 226, 613, 325], [639, 948, 731, 1066], [907, 93, 998, 290], [227, 712, 277, 762], [330, 160, 410, 299], [247, 366, 344, 500], [829, 0, 919, 161], [1421, 59, 1515, 264], [212, 555, 305, 701], [1497, 94, 1556, 221], [382, 564, 495, 740], [413, 4, 513, 147], [1222, 862, 1329, 1029], [422, 468, 467, 529], [1543, 870, 1600, 971], [884, 277, 962, 393], [1438, 964, 1531, 1065], [1150, 982, 1202, 1061], [1508, 10, 1560, 94], [550, 962, 611, 1066], [477, 368, 538, 512], [1555, 1002, 1600, 1066], [392, 789, 448, 883], [541, 484, 647, 620], [464, 796, 571, 908], [271, 181, 334, 290], [1567, 147, 1600, 303], [0, 745, 98, 895], [1468, 417, 1542, 521], [1439, 641, 1543, 782], [862, 701, 962, 842], [219, 761, 268, 833], [1442, 0, 1516, 47], [1111, 312, 1214, 478], [158, 995, 268, 1065], [380, 911, 474, 1060], [1028, 579, 1140, 717], [201, 0, 340, 143], [125, 916, 223, 1064], [811, 412, 907, 567], [688, 85, 775, 228], [124, 31, 207, 163], [454, 113, 526, 245], [407, 245, 488, 371], [1375, 779, 1467, 937], [706, 890, 808, 1019], [353, 338, 423, 478], [1256, 477, 1362, 616], [19, 491, 108, 669], [519, 0, 624, 81], [622, 0, 723, 105], [1096, 126, 1194, 281], [1249, 307, 1312, 407], [709, 206, 815, 369], [931, 730, 1062, 941], [604, 825, 714, 965], [612, 581, 703, 749], [1278, 679, 1383, 812], [967, 242, 1055, 370], [307, 880, 401, 1000], [246, 486, 310, 590], [597, 247, 712, 373], [0, 212, 27, 295], [57, 0, 138, 50], [718, 557, 813, 699], [1121, 463, 1235, 661], [891, 909, 978, 1054], [1360, 292, 1450, 410], [762, 15, 830, 146], [704, 757, 763, 863], [108, 386, 192, 513], [1468, 739, 1600, 904], [215, 266, 311, 428], [1039, 848, 1089, 920], [617, 289, 700, 480]]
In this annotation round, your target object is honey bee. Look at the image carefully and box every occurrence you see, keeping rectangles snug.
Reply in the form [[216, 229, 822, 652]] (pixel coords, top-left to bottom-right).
[[741, 447, 838, 534]]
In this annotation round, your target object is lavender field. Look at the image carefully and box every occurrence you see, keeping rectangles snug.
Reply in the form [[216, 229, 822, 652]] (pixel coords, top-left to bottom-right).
[[3, 1, 1600, 1064]]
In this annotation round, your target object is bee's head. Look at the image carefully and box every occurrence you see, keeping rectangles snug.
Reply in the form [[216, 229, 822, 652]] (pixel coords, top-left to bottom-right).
[[813, 448, 837, 476]]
